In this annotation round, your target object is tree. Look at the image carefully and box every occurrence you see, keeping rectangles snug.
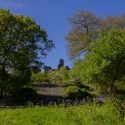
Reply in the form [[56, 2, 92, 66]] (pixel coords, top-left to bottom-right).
[[59, 66, 69, 80], [68, 59, 83, 85], [9, 65, 32, 92], [65, 9, 102, 60], [58, 66, 71, 85], [48, 70, 62, 84], [104, 14, 125, 29], [81, 28, 125, 118], [0, 9, 54, 96], [65, 9, 125, 61]]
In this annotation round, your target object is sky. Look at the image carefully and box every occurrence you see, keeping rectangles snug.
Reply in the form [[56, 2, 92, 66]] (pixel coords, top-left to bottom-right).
[[0, 0, 125, 70]]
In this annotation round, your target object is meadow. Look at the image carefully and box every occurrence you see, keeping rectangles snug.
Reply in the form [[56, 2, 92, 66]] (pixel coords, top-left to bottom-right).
[[0, 101, 124, 125]]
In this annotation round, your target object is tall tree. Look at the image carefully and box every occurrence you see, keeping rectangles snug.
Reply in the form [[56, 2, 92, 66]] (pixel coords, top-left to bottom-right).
[[65, 9, 102, 60], [0, 9, 54, 96], [81, 29, 125, 117], [65, 9, 125, 61]]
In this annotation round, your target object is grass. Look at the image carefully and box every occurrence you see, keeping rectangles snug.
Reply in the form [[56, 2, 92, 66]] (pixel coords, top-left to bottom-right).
[[0, 83, 125, 124], [0, 101, 125, 125]]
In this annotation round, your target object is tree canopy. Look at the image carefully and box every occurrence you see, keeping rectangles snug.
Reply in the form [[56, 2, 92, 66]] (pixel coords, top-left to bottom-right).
[[65, 9, 125, 60], [65, 9, 102, 60], [78, 28, 125, 117], [79, 29, 125, 89], [0, 9, 54, 96]]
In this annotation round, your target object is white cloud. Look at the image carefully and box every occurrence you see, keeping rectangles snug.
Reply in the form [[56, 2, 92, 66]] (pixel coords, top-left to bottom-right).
[[0, 0, 23, 9]]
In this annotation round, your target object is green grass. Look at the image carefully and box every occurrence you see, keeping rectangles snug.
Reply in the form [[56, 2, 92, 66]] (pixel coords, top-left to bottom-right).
[[0, 101, 125, 125]]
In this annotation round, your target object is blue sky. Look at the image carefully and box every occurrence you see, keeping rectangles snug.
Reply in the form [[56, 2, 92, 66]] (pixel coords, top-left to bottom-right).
[[0, 0, 125, 70]]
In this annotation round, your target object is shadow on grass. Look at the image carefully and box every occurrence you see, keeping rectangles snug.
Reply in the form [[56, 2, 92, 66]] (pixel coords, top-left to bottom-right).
[[31, 83, 66, 105], [27, 83, 93, 106], [32, 94, 66, 106], [0, 83, 93, 106], [32, 94, 90, 107]]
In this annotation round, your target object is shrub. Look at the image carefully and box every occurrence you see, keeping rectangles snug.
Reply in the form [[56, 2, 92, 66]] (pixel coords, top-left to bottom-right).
[[65, 86, 79, 99], [62, 80, 71, 86], [77, 83, 90, 90], [65, 86, 92, 99], [43, 78, 51, 83], [31, 72, 51, 84]]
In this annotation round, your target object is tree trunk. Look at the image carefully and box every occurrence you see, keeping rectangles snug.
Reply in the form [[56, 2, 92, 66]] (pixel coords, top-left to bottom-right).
[[108, 86, 125, 119]]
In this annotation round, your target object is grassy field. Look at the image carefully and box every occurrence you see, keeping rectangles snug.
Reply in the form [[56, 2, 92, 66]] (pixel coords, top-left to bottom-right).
[[0, 83, 125, 124], [0, 101, 124, 125]]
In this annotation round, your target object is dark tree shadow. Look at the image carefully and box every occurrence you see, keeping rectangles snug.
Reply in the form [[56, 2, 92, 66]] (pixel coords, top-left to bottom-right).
[[32, 94, 66, 106], [0, 83, 94, 106], [31, 83, 66, 106], [29, 83, 94, 106]]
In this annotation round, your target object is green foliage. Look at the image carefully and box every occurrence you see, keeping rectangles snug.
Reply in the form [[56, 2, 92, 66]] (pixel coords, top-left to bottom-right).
[[10, 66, 32, 89], [65, 9, 125, 60], [59, 66, 69, 80], [82, 28, 125, 87], [69, 28, 125, 90], [65, 86, 79, 97], [31, 72, 50, 84], [0, 102, 123, 125], [68, 60, 84, 86], [0, 9, 54, 96], [65, 86, 91, 99], [61, 79, 71, 86], [47, 67, 72, 86], [75, 28, 125, 118], [0, 66, 32, 96], [65, 28, 125, 118], [0, 9, 54, 69], [47, 70, 62, 83], [58, 66, 71, 86], [0, 79, 10, 96]]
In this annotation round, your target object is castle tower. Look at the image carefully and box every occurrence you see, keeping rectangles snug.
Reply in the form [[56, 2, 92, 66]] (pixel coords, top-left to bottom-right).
[[58, 59, 64, 69]]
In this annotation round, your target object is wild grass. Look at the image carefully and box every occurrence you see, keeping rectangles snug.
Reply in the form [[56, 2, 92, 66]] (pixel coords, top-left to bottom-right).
[[0, 100, 125, 125]]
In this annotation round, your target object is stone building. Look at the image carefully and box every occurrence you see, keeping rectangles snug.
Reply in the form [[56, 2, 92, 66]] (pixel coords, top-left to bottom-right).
[[44, 66, 52, 72], [44, 59, 70, 72], [58, 59, 64, 69]]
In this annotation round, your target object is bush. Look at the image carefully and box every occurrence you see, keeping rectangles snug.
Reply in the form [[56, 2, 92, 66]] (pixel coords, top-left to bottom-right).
[[65, 86, 92, 99], [62, 80, 71, 86], [43, 78, 51, 83], [77, 83, 90, 90], [31, 72, 50, 84]]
